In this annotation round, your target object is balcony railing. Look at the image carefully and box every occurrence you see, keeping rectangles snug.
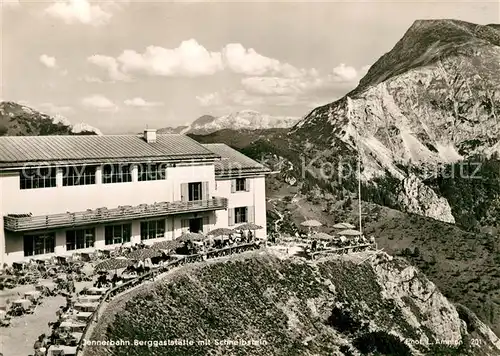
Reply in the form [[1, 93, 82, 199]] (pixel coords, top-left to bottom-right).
[[4, 197, 228, 232]]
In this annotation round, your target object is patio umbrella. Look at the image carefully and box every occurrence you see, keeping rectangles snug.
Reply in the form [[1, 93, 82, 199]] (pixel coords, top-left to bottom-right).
[[95, 257, 133, 272], [176, 232, 205, 242], [151, 240, 182, 251], [300, 219, 322, 235], [300, 220, 322, 228], [336, 229, 362, 236], [126, 248, 162, 261], [332, 222, 356, 229], [235, 223, 263, 231], [207, 228, 233, 236], [232, 223, 263, 242], [311, 232, 336, 240]]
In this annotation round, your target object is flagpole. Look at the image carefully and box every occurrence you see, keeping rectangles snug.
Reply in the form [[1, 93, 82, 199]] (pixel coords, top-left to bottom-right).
[[347, 96, 362, 235], [358, 147, 362, 235]]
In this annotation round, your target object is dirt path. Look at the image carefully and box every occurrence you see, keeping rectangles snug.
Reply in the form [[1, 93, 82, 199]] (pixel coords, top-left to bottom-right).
[[0, 295, 65, 356]]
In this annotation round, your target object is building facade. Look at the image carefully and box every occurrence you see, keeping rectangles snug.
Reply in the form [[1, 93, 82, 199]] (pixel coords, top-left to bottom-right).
[[0, 131, 269, 265]]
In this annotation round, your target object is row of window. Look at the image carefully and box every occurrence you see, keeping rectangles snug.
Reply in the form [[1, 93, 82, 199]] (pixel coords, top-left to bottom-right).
[[20, 164, 167, 190], [23, 219, 167, 256], [22, 206, 256, 256]]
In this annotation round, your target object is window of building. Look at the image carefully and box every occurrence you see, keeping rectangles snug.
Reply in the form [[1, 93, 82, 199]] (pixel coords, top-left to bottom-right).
[[138, 163, 166, 181], [188, 182, 202, 201], [105, 224, 131, 245], [20, 167, 57, 190], [235, 178, 247, 192], [140, 219, 166, 240], [102, 164, 132, 184], [235, 207, 248, 224], [63, 166, 96, 186], [66, 228, 95, 250], [23, 233, 55, 256]]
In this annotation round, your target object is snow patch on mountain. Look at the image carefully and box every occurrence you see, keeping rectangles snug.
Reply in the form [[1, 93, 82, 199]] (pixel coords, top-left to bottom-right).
[[72, 122, 103, 135], [50, 113, 102, 135], [162, 110, 300, 135]]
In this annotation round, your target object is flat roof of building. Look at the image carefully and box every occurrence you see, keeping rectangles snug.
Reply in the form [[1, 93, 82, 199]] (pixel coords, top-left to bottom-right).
[[0, 134, 220, 168], [202, 143, 270, 178]]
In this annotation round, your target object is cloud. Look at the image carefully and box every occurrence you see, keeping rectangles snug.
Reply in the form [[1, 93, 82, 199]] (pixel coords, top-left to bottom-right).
[[2, 0, 20, 8], [196, 90, 264, 108], [44, 0, 113, 26], [90, 40, 311, 80], [332, 63, 358, 82], [241, 63, 365, 97], [118, 39, 223, 77], [79, 76, 104, 83], [241, 77, 305, 96], [39, 54, 57, 68], [81, 94, 118, 111], [124, 97, 163, 108], [88, 54, 131, 81], [221, 43, 306, 77], [198, 62, 368, 110], [196, 92, 223, 107], [38, 102, 74, 115]]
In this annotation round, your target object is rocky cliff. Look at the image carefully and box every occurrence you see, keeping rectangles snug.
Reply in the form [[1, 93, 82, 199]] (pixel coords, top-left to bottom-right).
[[289, 19, 500, 223], [85, 250, 500, 356]]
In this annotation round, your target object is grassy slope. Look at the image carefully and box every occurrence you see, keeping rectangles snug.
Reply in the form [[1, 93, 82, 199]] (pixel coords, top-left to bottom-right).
[[86, 251, 478, 356]]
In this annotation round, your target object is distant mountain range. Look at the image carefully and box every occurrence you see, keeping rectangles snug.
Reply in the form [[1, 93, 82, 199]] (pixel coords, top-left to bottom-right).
[[159, 110, 301, 135], [0, 101, 102, 136]]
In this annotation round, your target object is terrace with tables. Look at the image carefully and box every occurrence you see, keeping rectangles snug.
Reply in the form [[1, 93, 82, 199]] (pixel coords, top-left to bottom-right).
[[0, 225, 265, 356], [0, 219, 376, 356]]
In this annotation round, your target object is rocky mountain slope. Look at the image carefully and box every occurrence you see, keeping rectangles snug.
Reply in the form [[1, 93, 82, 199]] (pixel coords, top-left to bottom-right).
[[189, 20, 499, 229], [281, 19, 499, 224], [0, 101, 102, 136], [85, 250, 500, 356], [264, 183, 500, 336], [160, 110, 300, 135]]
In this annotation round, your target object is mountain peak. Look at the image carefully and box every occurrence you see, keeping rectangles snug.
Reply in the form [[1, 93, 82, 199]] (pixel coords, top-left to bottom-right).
[[159, 111, 300, 135], [0, 101, 101, 136], [192, 114, 217, 126], [290, 19, 499, 222], [355, 19, 500, 94]]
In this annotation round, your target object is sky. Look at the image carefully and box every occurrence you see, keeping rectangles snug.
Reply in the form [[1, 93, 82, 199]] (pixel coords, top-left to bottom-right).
[[1, 0, 499, 134]]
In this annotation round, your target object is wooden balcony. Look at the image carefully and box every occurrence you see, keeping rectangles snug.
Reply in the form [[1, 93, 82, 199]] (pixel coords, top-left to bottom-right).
[[4, 197, 228, 232]]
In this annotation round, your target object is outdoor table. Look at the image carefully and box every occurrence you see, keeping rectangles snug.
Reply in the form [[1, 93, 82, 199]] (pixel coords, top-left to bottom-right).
[[12, 298, 32, 309], [87, 287, 108, 295], [36, 281, 57, 293], [24, 290, 42, 302], [76, 311, 93, 321], [121, 273, 137, 280], [77, 295, 101, 303], [75, 302, 99, 312], [60, 320, 86, 332], [47, 345, 77, 356]]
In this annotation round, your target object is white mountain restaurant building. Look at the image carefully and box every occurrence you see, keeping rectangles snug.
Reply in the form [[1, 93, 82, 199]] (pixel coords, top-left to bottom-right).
[[0, 130, 269, 265]]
